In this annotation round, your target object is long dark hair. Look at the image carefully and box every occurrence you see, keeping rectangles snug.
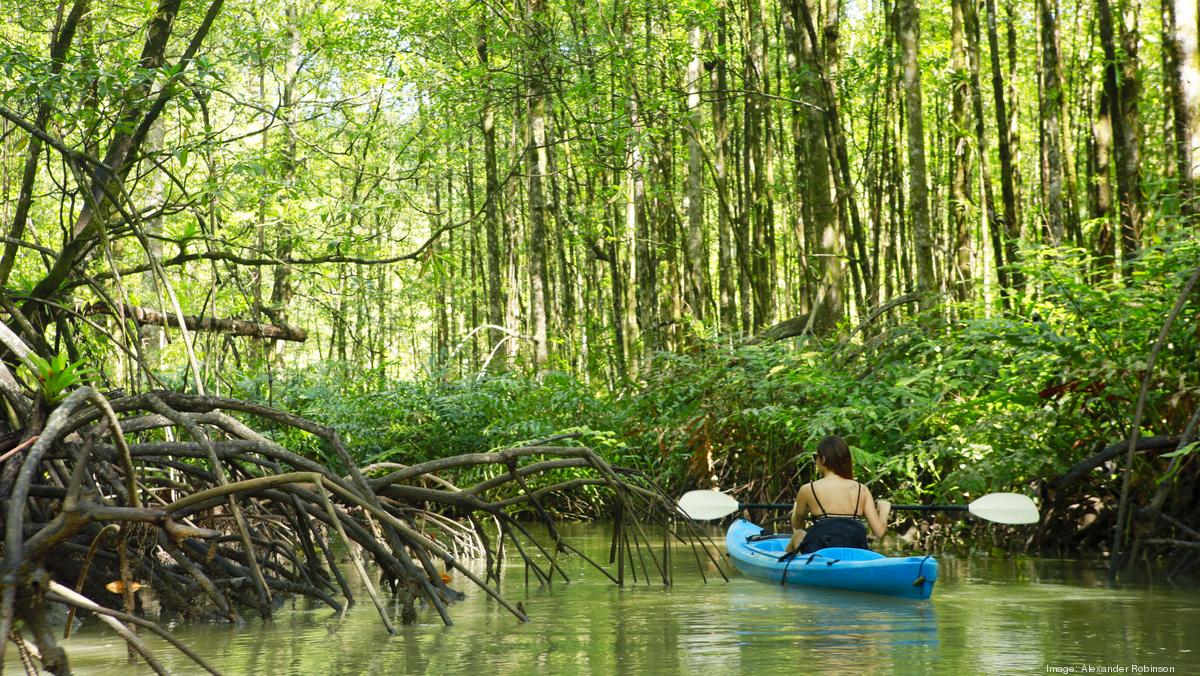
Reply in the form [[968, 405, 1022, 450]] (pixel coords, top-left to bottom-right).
[[816, 435, 854, 479]]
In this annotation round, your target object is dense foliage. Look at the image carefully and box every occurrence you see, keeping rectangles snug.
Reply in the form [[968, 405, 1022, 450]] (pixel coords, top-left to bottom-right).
[[241, 235, 1198, 525]]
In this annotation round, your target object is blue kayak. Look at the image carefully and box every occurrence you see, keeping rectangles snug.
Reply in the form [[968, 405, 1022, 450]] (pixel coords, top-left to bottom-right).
[[725, 518, 938, 600]]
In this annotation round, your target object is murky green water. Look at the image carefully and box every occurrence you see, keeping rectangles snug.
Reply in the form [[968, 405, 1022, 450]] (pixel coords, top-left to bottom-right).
[[21, 524, 1200, 674]]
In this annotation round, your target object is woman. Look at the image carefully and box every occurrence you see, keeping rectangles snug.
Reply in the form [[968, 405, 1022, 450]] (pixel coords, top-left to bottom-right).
[[786, 435, 891, 554]]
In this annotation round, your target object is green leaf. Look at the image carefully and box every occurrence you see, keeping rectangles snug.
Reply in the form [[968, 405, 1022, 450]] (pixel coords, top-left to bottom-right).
[[1159, 442, 1198, 460]]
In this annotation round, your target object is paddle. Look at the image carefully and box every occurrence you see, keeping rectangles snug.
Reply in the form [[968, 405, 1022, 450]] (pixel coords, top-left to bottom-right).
[[676, 489, 1040, 524]]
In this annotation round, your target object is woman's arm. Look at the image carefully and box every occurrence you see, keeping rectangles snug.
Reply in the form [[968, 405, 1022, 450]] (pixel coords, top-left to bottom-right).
[[786, 485, 811, 552], [861, 486, 891, 538], [791, 484, 811, 530]]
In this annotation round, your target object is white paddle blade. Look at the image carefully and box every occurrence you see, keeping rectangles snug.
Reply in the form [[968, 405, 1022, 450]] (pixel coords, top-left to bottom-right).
[[676, 490, 740, 521], [967, 492, 1040, 524]]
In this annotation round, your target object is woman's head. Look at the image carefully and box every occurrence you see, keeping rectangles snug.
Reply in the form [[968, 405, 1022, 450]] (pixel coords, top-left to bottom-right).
[[815, 435, 854, 479]]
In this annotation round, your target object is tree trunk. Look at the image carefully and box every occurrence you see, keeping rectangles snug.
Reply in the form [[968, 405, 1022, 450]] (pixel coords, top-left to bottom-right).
[[999, 0, 1025, 292], [1091, 92, 1117, 276], [598, 170, 627, 376], [949, 0, 974, 300], [684, 23, 710, 324], [140, 119, 167, 375], [744, 0, 772, 329], [1116, 0, 1142, 258], [432, 179, 449, 369], [789, 0, 843, 332], [269, 1, 302, 363], [1099, 0, 1142, 269], [782, 0, 806, 313], [1038, 0, 1067, 246], [627, 95, 652, 358], [526, 0, 550, 369], [713, 10, 738, 331], [966, 0, 1008, 305], [477, 23, 506, 367], [468, 165, 481, 369], [546, 116, 570, 364], [809, 0, 867, 325], [253, 28, 268, 348], [897, 0, 936, 306], [656, 134, 682, 350], [812, 0, 871, 312], [1167, 0, 1200, 213], [504, 103, 523, 362]]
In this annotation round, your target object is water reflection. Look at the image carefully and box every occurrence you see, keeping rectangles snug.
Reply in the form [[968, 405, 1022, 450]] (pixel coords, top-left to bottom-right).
[[10, 526, 1200, 674], [720, 583, 937, 672]]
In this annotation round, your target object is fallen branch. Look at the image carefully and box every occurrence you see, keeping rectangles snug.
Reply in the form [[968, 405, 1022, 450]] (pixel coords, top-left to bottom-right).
[[1050, 435, 1180, 494], [85, 302, 307, 342], [748, 313, 813, 344]]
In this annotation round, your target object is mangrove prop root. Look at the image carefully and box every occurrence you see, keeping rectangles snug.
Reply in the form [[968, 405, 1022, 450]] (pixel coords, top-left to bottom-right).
[[0, 382, 695, 672]]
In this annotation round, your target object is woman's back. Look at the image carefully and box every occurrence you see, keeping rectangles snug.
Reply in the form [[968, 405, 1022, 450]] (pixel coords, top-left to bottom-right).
[[787, 435, 892, 554], [808, 476, 863, 518]]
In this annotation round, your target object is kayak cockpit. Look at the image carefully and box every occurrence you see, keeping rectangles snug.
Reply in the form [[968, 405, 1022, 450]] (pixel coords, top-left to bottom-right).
[[740, 533, 887, 562], [796, 547, 887, 561]]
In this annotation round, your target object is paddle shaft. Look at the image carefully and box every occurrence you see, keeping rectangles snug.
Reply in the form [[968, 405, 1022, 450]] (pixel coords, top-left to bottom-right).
[[678, 489, 1036, 523], [736, 502, 968, 512]]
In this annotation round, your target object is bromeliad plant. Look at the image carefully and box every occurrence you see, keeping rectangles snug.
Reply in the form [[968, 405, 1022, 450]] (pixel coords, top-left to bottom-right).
[[21, 352, 88, 405]]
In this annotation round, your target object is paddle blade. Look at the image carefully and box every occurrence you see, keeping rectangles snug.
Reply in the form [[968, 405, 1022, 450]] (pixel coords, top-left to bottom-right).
[[676, 490, 740, 521], [967, 493, 1040, 524]]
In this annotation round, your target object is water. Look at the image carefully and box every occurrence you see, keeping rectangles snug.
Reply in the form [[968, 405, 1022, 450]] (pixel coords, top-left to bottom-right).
[[19, 524, 1200, 674]]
